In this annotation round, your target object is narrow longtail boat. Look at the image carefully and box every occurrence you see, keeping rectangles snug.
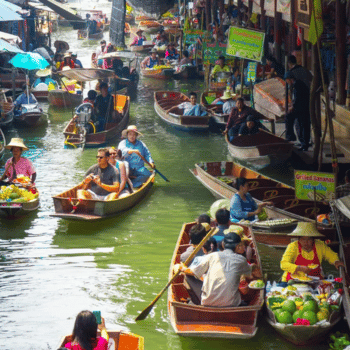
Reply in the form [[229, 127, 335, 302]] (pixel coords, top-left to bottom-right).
[[32, 87, 49, 101], [154, 91, 210, 132], [14, 104, 45, 127], [63, 94, 130, 148], [173, 65, 198, 79], [141, 66, 174, 80], [225, 130, 293, 169], [58, 331, 144, 349], [190, 161, 338, 245], [168, 222, 264, 338], [48, 90, 83, 108], [77, 25, 104, 40], [51, 172, 155, 220], [130, 43, 154, 54]]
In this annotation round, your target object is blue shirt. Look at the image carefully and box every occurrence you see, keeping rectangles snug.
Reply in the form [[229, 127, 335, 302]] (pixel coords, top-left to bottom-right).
[[14, 93, 37, 108], [33, 77, 57, 87], [230, 193, 257, 222], [118, 139, 153, 170]]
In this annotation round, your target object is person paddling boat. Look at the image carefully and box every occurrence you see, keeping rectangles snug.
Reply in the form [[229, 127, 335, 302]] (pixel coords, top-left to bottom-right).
[[280, 222, 345, 281]]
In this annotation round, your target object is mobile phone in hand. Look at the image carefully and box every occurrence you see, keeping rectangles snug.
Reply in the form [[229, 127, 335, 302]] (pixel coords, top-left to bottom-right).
[[93, 310, 102, 324]]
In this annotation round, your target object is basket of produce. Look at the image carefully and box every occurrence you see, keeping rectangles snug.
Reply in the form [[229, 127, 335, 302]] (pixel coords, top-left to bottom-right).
[[252, 218, 298, 231]]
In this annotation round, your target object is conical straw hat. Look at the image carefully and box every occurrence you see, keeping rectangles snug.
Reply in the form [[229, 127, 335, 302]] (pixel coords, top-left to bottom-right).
[[288, 222, 325, 238], [5, 138, 28, 151]]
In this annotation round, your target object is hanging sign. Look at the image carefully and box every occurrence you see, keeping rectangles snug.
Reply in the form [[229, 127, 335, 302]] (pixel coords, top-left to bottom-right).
[[226, 26, 265, 62], [294, 170, 336, 202], [183, 29, 203, 44], [245, 61, 257, 84], [202, 42, 227, 64]]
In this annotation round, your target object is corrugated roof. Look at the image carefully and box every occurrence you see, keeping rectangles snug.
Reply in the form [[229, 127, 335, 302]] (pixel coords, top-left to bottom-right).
[[0, 38, 24, 52], [0, 0, 23, 21]]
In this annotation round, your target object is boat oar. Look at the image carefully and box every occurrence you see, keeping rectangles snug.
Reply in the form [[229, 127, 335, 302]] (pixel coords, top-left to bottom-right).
[[135, 226, 218, 321], [138, 153, 170, 182]]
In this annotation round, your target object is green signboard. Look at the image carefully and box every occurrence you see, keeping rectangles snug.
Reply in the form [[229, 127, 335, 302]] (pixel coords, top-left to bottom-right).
[[183, 29, 203, 44], [294, 170, 336, 202], [226, 26, 265, 62], [202, 42, 227, 65]]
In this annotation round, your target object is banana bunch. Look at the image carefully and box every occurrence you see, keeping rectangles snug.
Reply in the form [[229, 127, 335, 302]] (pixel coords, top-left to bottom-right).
[[0, 185, 38, 202]]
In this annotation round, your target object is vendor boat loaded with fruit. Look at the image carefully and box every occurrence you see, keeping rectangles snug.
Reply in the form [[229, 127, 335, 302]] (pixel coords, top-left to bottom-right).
[[266, 222, 345, 345], [0, 138, 39, 217]]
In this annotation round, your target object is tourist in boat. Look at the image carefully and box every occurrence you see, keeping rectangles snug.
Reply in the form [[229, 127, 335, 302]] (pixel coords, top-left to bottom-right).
[[284, 71, 311, 151], [265, 55, 285, 79], [33, 68, 57, 89], [210, 90, 236, 115], [93, 82, 115, 132], [130, 29, 146, 46], [238, 115, 261, 136], [223, 97, 272, 141], [77, 148, 120, 201], [118, 125, 155, 188], [197, 213, 211, 225], [64, 310, 109, 350], [178, 231, 261, 307], [108, 147, 132, 197], [210, 55, 230, 79], [0, 138, 36, 184], [59, 53, 75, 71], [168, 92, 208, 116], [280, 222, 345, 282], [84, 90, 97, 106], [13, 84, 38, 112], [141, 48, 160, 69], [213, 208, 230, 245], [96, 40, 107, 67], [165, 42, 179, 60], [86, 13, 98, 35], [179, 50, 192, 65], [71, 53, 83, 68], [230, 177, 272, 223]]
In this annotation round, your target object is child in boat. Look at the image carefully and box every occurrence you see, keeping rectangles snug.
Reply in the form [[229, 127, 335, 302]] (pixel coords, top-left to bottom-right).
[[64, 310, 109, 350]]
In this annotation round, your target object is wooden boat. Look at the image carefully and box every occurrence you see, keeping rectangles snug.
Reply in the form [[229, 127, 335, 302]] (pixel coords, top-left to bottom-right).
[[32, 89, 49, 101], [135, 15, 154, 22], [168, 222, 264, 338], [225, 130, 293, 168], [0, 189, 40, 218], [0, 101, 14, 129], [266, 298, 341, 345], [138, 20, 162, 34], [173, 65, 198, 79], [141, 67, 174, 80], [190, 161, 338, 243], [78, 26, 104, 40], [154, 91, 210, 132], [63, 94, 130, 148], [161, 19, 180, 29], [58, 330, 144, 349], [14, 103, 45, 127], [200, 90, 228, 129], [0, 128, 5, 160], [48, 90, 83, 108], [51, 172, 155, 220], [130, 44, 154, 53], [125, 22, 131, 37], [253, 77, 291, 121]]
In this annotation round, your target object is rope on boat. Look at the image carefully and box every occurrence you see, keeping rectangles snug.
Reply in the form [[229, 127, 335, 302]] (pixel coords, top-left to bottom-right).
[[64, 135, 77, 148]]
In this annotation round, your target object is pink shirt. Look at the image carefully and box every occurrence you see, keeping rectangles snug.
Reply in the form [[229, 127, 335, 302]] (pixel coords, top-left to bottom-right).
[[65, 337, 108, 350], [5, 157, 36, 181]]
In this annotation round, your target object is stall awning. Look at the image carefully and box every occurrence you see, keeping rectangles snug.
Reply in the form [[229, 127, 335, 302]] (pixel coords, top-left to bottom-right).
[[58, 68, 116, 82], [0, 0, 23, 21], [0, 30, 22, 44], [38, 0, 82, 22], [333, 195, 350, 220], [0, 38, 24, 53]]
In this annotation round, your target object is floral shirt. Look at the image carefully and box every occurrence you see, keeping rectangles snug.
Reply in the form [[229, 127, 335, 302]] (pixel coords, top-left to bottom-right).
[[4, 157, 36, 181]]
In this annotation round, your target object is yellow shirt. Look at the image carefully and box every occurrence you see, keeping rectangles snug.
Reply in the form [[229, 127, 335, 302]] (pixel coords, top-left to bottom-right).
[[211, 64, 230, 76], [280, 239, 339, 281]]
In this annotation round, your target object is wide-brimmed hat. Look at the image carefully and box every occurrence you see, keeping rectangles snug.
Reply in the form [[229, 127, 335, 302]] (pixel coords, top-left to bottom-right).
[[288, 222, 325, 238], [122, 125, 143, 138], [63, 52, 71, 59], [54, 40, 69, 50], [221, 91, 236, 100], [224, 224, 251, 241], [5, 138, 28, 151], [36, 67, 51, 77]]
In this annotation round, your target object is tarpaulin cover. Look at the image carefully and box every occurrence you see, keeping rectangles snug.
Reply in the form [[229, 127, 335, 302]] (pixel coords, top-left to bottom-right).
[[58, 68, 115, 81], [0, 38, 23, 53], [0, 0, 23, 21]]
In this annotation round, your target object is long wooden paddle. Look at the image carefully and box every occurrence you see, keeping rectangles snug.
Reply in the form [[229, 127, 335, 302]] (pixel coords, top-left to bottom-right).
[[138, 153, 170, 182], [135, 226, 218, 321]]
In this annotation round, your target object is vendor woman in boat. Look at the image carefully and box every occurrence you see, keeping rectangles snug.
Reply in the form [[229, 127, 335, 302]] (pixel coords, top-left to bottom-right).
[[141, 48, 160, 69], [13, 85, 38, 112], [0, 138, 36, 184], [210, 55, 230, 79], [130, 29, 146, 46], [280, 222, 345, 281], [33, 68, 57, 89], [59, 53, 75, 71], [118, 125, 155, 188], [230, 177, 272, 223], [165, 42, 179, 60]]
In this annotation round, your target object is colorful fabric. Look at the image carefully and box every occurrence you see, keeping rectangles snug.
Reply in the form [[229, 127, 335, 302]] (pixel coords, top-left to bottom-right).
[[211, 64, 230, 76], [65, 336, 108, 350], [4, 157, 36, 181], [280, 240, 339, 281], [130, 35, 146, 46]]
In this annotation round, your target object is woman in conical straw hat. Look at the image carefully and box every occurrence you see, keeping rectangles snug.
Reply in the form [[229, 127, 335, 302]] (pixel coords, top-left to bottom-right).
[[0, 138, 36, 184], [280, 222, 345, 281]]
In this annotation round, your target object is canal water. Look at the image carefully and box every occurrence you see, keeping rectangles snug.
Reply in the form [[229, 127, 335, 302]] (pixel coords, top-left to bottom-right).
[[0, 9, 347, 350]]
